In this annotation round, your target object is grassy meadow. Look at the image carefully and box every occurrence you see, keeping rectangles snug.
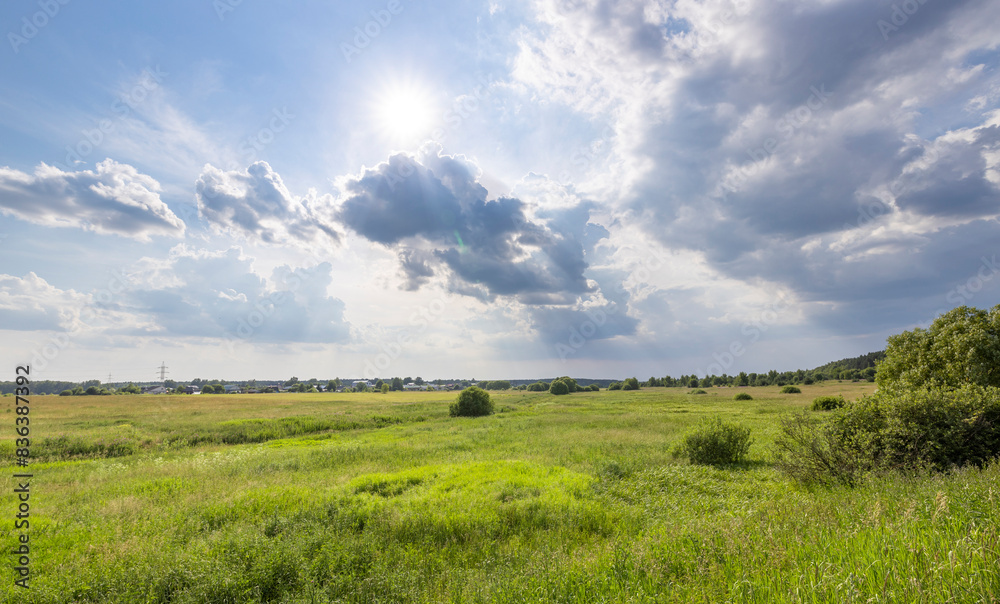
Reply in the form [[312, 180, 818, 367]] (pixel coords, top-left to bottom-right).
[[2, 382, 998, 603]]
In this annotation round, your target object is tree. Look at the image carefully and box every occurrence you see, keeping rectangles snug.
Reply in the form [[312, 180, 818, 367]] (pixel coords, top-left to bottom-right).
[[737, 372, 749, 387], [391, 377, 404, 391], [284, 376, 299, 388], [876, 305, 1000, 393], [553, 376, 579, 391], [528, 381, 549, 392], [381, 383, 390, 394], [449, 386, 494, 417], [414, 377, 424, 385], [622, 377, 640, 391], [85, 386, 101, 395], [549, 380, 570, 395]]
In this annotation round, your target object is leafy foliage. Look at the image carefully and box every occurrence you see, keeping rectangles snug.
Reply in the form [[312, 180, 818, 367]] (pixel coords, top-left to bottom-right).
[[780, 385, 801, 394], [812, 395, 845, 411], [449, 387, 494, 417], [776, 385, 1000, 485], [876, 305, 1000, 393], [674, 418, 753, 465], [688, 389, 707, 395], [549, 380, 570, 395], [733, 392, 753, 401]]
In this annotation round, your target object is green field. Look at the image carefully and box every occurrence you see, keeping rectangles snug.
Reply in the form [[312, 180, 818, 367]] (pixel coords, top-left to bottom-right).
[[2, 383, 998, 603]]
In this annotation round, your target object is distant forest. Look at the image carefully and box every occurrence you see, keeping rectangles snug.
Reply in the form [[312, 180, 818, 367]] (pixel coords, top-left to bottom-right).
[[0, 351, 885, 395]]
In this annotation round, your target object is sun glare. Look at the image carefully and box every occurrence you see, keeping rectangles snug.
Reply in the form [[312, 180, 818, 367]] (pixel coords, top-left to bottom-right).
[[375, 82, 436, 146]]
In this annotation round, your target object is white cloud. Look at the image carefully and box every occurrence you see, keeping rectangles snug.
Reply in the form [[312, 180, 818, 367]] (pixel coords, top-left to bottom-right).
[[195, 162, 342, 249], [0, 160, 185, 240]]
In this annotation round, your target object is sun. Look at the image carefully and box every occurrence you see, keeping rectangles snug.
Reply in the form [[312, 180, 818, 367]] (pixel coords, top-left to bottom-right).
[[374, 81, 436, 146]]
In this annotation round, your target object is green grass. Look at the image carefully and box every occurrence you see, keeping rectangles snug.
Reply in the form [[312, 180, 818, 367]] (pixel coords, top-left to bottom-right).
[[2, 383, 998, 602]]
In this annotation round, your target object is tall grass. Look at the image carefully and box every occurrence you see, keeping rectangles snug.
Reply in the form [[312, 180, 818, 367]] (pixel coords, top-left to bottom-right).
[[2, 384, 996, 602]]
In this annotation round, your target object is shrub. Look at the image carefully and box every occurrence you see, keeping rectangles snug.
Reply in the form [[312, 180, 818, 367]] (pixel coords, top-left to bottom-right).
[[589, 384, 600, 391], [527, 381, 550, 392], [688, 389, 707, 395], [608, 382, 622, 391], [622, 377, 640, 391], [449, 387, 494, 417], [812, 395, 845, 411], [733, 392, 753, 401], [774, 385, 1000, 485], [549, 380, 570, 395], [781, 385, 801, 394], [675, 418, 752, 465]]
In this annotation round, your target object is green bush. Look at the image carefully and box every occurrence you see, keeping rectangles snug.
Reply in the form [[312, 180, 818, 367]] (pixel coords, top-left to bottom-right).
[[688, 389, 707, 395], [812, 395, 845, 411], [608, 382, 622, 391], [781, 385, 801, 394], [527, 381, 549, 392], [589, 384, 600, 391], [775, 385, 1000, 485], [876, 305, 1000, 393], [675, 418, 753, 466], [449, 387, 494, 417], [549, 380, 570, 395], [733, 392, 753, 401]]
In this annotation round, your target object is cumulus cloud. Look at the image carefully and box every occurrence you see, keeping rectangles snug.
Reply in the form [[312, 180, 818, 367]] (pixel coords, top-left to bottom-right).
[[0, 247, 351, 347], [0, 159, 184, 240], [122, 245, 352, 344], [195, 161, 342, 248], [0, 272, 90, 331], [337, 146, 602, 305], [513, 0, 1000, 338]]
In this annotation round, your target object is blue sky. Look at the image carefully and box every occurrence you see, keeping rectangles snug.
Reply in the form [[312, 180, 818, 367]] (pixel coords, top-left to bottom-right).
[[1, 0, 999, 383]]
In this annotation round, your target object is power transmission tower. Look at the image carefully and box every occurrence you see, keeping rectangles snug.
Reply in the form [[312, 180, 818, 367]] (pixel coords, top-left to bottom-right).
[[157, 362, 169, 383]]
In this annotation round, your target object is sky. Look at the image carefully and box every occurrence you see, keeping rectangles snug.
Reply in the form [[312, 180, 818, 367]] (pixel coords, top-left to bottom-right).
[[1, 0, 999, 383]]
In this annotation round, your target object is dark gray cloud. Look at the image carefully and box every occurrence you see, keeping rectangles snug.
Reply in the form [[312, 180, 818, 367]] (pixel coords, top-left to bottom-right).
[[338, 148, 600, 304], [0, 160, 184, 240]]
